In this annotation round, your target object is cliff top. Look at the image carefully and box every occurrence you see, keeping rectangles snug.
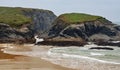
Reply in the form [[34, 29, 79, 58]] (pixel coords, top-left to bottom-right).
[[58, 13, 104, 23]]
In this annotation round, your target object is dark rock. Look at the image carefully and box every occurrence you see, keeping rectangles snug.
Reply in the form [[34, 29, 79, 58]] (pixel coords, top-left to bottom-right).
[[0, 7, 56, 43], [49, 15, 120, 41], [95, 41, 120, 47], [38, 41, 85, 46], [36, 37, 86, 46], [0, 23, 26, 43], [22, 9, 56, 36], [89, 47, 114, 50], [114, 25, 120, 31]]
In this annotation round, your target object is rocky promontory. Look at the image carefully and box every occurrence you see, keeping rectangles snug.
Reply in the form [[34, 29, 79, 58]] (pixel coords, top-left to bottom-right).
[[0, 7, 56, 43], [49, 13, 120, 42], [0, 7, 120, 45]]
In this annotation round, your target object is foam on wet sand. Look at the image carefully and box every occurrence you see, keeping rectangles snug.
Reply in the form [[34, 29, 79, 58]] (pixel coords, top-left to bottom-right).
[[0, 44, 74, 70], [1, 44, 120, 70]]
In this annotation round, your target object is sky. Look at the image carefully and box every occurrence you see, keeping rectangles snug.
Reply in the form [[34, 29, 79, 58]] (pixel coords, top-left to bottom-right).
[[0, 0, 120, 22]]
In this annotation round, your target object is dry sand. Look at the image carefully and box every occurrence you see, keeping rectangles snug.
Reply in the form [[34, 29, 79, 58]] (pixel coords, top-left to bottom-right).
[[0, 44, 75, 70]]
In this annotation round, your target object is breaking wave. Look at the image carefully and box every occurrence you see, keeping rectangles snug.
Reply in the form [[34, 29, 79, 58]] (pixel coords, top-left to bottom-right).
[[48, 47, 120, 65]]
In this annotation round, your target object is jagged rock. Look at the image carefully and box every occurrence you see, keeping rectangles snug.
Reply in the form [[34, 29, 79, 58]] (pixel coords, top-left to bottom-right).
[[0, 7, 56, 43], [0, 23, 25, 43], [22, 9, 56, 35], [49, 13, 120, 41]]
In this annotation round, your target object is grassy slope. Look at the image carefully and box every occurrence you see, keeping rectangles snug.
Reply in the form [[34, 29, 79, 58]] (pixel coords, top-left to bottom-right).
[[0, 7, 32, 27], [58, 13, 103, 23]]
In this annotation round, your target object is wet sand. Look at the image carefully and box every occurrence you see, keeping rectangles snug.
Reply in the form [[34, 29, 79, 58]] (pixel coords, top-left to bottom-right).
[[1, 44, 120, 70], [0, 47, 21, 59], [0, 44, 75, 70]]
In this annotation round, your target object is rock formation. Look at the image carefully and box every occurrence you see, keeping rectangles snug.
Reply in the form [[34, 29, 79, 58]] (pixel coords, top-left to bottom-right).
[[0, 7, 120, 44], [0, 7, 56, 43], [49, 13, 120, 41]]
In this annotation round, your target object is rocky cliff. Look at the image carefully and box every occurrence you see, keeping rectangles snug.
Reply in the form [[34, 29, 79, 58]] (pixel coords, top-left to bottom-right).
[[0, 7, 56, 43], [49, 13, 120, 41], [1, 7, 120, 44]]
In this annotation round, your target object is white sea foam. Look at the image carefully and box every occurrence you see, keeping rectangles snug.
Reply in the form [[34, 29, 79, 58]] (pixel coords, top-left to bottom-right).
[[48, 49, 120, 65], [110, 41, 120, 43], [90, 52, 105, 56], [2, 44, 120, 65]]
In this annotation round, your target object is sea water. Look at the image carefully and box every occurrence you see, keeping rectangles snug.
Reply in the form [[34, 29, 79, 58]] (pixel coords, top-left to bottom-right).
[[2, 44, 120, 69], [48, 46, 120, 64]]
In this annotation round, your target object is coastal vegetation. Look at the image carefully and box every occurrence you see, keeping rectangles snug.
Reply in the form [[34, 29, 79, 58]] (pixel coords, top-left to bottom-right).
[[0, 7, 31, 27], [0, 6, 120, 44], [58, 13, 103, 23]]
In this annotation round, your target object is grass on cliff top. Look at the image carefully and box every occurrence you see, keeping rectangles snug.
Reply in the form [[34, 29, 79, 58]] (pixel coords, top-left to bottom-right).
[[58, 13, 102, 23], [0, 7, 32, 27]]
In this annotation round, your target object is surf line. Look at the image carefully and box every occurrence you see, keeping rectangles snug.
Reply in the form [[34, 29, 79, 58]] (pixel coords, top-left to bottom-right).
[[48, 49, 120, 65]]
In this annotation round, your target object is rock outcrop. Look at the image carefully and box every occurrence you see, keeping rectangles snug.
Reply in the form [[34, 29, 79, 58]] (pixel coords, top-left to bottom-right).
[[0, 7, 56, 43], [22, 8, 56, 36], [1, 7, 120, 44], [49, 13, 120, 41], [89, 47, 114, 50], [0, 23, 25, 43]]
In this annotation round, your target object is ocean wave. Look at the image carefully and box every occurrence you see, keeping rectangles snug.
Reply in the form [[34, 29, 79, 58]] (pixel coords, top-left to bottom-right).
[[48, 48, 120, 65]]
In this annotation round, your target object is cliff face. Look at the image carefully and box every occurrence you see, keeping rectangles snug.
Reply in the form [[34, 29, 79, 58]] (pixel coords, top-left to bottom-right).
[[1, 7, 120, 43], [49, 13, 120, 41], [0, 7, 56, 43], [22, 9, 56, 35]]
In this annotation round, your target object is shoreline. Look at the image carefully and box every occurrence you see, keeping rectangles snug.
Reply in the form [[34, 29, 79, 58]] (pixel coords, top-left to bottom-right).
[[48, 48, 120, 64], [0, 44, 75, 70], [1, 43, 120, 70]]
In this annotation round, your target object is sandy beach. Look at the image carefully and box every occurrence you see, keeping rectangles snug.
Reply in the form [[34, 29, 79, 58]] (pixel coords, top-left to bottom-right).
[[0, 44, 120, 70], [0, 44, 75, 70]]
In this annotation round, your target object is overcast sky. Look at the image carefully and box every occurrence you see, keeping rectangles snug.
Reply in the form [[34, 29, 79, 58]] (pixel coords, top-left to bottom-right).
[[0, 0, 120, 22]]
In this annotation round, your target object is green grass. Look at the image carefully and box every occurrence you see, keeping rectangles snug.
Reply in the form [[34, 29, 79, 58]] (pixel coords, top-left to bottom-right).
[[0, 7, 32, 27], [58, 13, 102, 23]]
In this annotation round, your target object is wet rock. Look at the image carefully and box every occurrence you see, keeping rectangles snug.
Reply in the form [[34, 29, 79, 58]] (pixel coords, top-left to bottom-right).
[[89, 47, 114, 50]]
